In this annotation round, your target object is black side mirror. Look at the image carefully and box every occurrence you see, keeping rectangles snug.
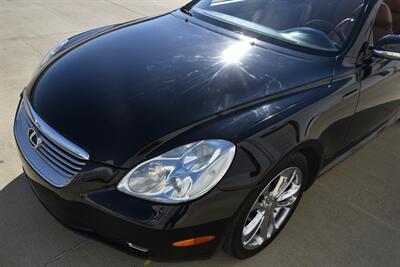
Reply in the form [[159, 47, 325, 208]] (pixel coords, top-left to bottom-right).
[[371, 35, 400, 60]]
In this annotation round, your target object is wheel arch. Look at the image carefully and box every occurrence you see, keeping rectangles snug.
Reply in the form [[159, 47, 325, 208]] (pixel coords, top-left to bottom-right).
[[295, 140, 324, 189], [262, 139, 324, 190]]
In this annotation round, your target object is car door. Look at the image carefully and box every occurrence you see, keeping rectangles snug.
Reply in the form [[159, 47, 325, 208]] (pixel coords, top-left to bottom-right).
[[346, 9, 400, 145]]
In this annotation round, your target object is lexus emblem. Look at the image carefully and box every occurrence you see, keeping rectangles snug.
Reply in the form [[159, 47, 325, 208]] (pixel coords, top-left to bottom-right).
[[27, 128, 42, 149]]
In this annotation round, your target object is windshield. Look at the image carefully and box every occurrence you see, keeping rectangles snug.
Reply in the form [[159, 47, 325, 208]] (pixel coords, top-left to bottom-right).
[[188, 0, 366, 52]]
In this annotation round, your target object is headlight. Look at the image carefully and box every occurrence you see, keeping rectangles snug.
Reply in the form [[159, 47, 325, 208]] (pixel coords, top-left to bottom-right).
[[117, 140, 236, 203], [40, 39, 69, 66]]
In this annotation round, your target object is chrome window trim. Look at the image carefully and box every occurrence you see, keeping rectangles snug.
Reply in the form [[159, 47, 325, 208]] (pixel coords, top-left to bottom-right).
[[22, 90, 89, 161]]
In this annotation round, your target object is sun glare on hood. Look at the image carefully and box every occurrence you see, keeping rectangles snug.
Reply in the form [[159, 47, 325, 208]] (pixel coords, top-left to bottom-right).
[[220, 38, 254, 64]]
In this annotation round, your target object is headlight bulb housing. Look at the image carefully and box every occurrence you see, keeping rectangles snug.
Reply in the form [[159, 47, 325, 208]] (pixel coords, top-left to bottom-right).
[[117, 140, 236, 203]]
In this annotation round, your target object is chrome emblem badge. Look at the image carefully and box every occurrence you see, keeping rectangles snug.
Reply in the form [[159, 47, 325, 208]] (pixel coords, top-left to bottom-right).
[[27, 128, 42, 149]]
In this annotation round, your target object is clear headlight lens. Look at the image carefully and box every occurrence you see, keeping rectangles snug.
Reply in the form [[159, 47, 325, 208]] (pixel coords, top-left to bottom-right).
[[117, 140, 236, 203], [40, 39, 68, 66]]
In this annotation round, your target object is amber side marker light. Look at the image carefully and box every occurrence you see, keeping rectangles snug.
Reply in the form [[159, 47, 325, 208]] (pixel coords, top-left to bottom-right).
[[172, 236, 215, 247]]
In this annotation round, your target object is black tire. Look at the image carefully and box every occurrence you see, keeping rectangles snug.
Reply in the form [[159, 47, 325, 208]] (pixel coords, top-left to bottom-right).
[[223, 152, 309, 259]]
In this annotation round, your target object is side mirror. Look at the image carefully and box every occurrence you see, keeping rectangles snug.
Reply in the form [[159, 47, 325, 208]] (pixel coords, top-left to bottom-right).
[[371, 35, 400, 60]]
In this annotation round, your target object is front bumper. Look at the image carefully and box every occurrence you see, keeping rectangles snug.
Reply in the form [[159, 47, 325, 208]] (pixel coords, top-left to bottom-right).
[[22, 157, 252, 260], [20, 154, 251, 261], [14, 100, 250, 260]]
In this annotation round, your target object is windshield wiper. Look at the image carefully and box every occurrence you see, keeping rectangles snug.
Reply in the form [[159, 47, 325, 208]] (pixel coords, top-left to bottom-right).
[[180, 7, 193, 17]]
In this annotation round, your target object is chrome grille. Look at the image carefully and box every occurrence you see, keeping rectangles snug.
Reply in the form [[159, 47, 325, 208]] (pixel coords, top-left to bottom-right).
[[14, 95, 89, 187], [27, 118, 85, 177]]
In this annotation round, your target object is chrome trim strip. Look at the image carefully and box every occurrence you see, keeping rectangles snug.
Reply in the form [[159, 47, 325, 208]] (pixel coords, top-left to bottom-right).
[[38, 147, 80, 173], [37, 149, 78, 176], [372, 49, 400, 60], [40, 143, 84, 167], [22, 91, 89, 161], [127, 242, 149, 253]]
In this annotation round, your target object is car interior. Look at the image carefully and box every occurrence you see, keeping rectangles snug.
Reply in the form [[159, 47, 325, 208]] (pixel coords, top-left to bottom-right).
[[385, 0, 400, 34], [197, 0, 400, 48], [197, 0, 366, 49], [374, 0, 400, 44], [374, 2, 394, 43]]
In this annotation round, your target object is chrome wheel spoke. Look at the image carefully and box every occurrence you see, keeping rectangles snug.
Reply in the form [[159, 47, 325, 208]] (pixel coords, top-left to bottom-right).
[[242, 210, 265, 245], [277, 184, 301, 206], [274, 207, 290, 229], [258, 216, 269, 239], [271, 168, 297, 198], [270, 175, 287, 198], [262, 211, 276, 239], [277, 196, 296, 207], [280, 169, 297, 196]]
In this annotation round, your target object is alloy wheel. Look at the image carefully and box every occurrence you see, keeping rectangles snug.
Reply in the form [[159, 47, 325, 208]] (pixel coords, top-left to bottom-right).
[[241, 167, 303, 250]]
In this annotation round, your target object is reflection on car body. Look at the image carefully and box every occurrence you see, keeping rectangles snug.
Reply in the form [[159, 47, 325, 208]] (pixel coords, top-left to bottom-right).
[[14, 0, 400, 261]]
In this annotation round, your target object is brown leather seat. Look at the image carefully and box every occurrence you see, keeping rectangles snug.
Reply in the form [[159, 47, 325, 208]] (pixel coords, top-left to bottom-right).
[[373, 2, 393, 44], [384, 0, 400, 33], [254, 0, 312, 30]]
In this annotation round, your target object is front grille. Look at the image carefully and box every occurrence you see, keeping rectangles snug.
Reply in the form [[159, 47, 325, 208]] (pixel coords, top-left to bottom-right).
[[25, 116, 86, 178], [14, 95, 89, 187]]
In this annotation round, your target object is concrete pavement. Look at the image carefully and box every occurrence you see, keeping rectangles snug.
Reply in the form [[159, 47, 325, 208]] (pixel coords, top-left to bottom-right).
[[1, 1, 399, 266]]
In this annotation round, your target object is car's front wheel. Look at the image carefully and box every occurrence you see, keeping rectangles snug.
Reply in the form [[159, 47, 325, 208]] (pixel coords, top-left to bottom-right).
[[224, 152, 308, 259]]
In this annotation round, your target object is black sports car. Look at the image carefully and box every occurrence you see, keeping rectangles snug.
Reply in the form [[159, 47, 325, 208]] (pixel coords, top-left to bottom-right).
[[14, 0, 400, 260]]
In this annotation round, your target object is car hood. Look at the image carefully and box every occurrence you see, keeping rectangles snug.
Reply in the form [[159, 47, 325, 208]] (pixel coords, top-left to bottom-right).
[[28, 13, 335, 168]]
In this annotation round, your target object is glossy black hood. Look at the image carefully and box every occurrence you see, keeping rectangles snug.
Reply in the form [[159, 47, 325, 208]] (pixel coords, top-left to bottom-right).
[[29, 13, 335, 168]]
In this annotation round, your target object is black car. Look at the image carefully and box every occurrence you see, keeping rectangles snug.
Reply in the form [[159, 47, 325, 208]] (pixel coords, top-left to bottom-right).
[[14, 0, 400, 261]]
